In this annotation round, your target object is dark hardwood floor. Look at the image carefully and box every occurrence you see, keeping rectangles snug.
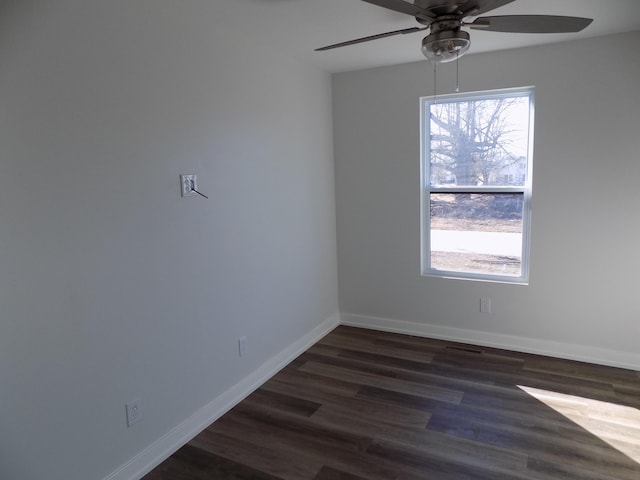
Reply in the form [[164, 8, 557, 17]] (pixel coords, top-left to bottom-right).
[[143, 326, 640, 479]]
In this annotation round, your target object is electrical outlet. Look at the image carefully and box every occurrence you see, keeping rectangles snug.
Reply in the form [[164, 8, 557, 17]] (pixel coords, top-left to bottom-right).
[[238, 336, 247, 357], [126, 399, 142, 427], [480, 297, 492, 314], [180, 174, 197, 197]]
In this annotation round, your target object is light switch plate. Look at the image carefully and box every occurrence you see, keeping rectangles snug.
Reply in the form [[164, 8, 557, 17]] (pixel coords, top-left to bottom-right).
[[180, 174, 197, 197]]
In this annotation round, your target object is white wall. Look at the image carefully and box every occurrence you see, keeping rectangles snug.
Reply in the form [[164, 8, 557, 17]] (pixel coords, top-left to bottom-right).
[[0, 1, 338, 479], [334, 31, 640, 369]]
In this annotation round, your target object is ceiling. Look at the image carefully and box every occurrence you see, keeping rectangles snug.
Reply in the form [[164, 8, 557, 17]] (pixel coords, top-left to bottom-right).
[[244, 0, 640, 72]]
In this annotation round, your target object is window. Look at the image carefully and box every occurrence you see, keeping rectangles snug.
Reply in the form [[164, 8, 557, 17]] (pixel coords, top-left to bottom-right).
[[421, 87, 534, 284]]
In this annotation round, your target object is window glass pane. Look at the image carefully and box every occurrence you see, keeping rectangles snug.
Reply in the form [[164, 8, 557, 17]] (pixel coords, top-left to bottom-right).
[[429, 193, 524, 276], [429, 97, 529, 187]]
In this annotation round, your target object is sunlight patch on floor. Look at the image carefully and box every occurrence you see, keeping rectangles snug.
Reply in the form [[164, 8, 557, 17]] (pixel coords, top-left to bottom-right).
[[518, 385, 640, 465]]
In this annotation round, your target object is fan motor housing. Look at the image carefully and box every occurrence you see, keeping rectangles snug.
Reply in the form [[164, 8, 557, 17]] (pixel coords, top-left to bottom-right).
[[428, 16, 463, 33], [414, 0, 467, 22]]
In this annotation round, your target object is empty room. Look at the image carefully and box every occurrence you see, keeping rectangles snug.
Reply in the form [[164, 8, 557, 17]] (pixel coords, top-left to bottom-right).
[[1, 1, 639, 479]]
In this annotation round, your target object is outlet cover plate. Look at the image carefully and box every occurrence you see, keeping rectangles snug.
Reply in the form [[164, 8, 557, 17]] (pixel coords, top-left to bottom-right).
[[126, 399, 142, 427], [480, 297, 492, 314]]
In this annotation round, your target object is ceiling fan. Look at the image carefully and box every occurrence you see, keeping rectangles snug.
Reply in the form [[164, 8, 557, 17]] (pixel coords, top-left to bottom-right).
[[316, 0, 593, 63]]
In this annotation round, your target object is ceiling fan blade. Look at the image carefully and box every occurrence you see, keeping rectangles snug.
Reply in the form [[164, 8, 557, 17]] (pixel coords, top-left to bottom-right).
[[360, 0, 435, 22], [469, 15, 593, 33], [315, 26, 427, 51], [460, 0, 516, 17]]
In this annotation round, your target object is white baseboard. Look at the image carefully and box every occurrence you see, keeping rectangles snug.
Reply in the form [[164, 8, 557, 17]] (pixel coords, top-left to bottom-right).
[[104, 313, 340, 480], [340, 313, 640, 371]]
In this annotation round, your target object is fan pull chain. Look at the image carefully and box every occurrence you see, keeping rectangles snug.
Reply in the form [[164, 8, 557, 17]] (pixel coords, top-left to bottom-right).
[[456, 51, 460, 93], [432, 61, 437, 104]]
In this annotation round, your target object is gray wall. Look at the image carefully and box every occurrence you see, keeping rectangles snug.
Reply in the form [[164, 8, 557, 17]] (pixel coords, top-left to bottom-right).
[[334, 31, 640, 369], [0, 1, 337, 479]]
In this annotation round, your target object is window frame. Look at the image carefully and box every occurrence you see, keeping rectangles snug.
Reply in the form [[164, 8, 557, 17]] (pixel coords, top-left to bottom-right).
[[420, 87, 535, 284]]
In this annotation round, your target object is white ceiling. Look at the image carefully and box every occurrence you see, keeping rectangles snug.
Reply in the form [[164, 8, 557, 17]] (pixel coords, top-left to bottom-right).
[[243, 0, 640, 72]]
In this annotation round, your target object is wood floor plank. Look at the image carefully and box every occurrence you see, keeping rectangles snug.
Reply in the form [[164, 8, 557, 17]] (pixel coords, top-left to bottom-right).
[[426, 405, 640, 480], [144, 326, 640, 480], [299, 360, 464, 404], [242, 388, 322, 418], [218, 402, 372, 455], [335, 348, 434, 373], [613, 383, 640, 408], [318, 333, 436, 364], [312, 466, 369, 480], [308, 403, 430, 440], [299, 350, 403, 379], [143, 444, 285, 480], [306, 342, 435, 374], [523, 356, 639, 385], [261, 379, 433, 428], [366, 438, 533, 480], [526, 453, 640, 480], [373, 427, 529, 472], [423, 353, 622, 403], [188, 429, 321, 480], [207, 406, 399, 480], [262, 366, 362, 399]]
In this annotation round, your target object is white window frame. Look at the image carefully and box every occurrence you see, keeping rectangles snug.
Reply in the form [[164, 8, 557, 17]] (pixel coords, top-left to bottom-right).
[[420, 87, 534, 284]]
